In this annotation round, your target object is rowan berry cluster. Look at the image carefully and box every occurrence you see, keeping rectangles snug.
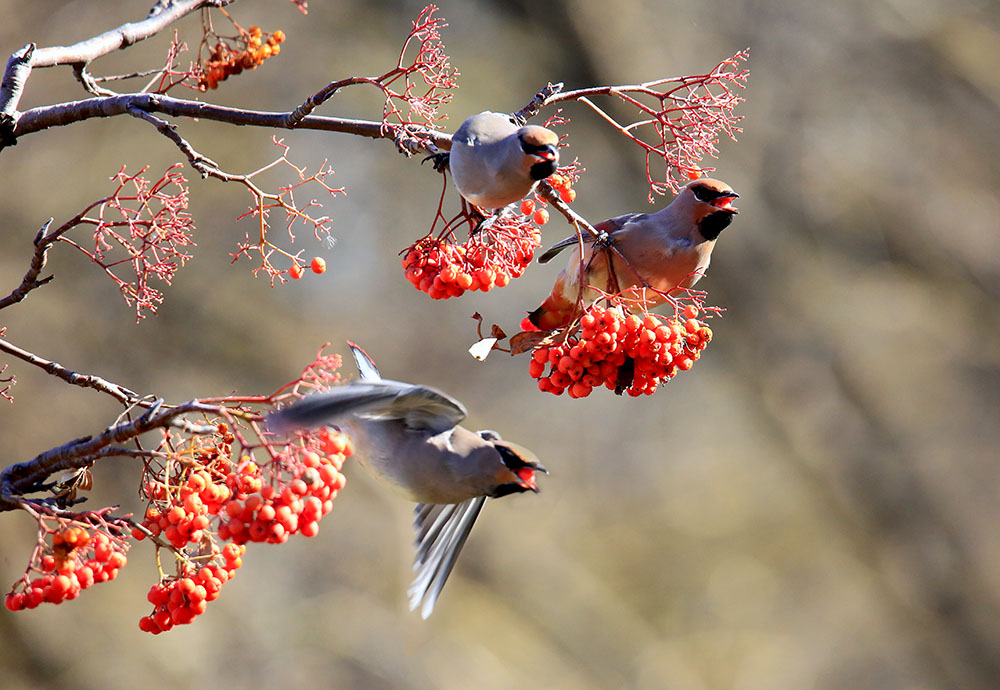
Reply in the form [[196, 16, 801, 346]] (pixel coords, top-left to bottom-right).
[[528, 304, 713, 397], [139, 545, 245, 633], [138, 469, 227, 549], [130, 422, 351, 632], [199, 26, 286, 90], [4, 527, 129, 611], [216, 434, 348, 545], [402, 218, 541, 299]]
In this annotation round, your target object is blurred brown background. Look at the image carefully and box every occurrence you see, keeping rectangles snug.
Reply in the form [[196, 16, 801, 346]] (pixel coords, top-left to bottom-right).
[[2, 0, 999, 688]]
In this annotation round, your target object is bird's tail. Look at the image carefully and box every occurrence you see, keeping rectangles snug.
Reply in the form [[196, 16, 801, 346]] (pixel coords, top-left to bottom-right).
[[346, 341, 381, 381], [525, 276, 576, 330], [409, 497, 487, 619]]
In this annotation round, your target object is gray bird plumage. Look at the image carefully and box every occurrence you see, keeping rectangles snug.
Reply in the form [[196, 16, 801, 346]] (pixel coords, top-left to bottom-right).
[[267, 342, 545, 618], [448, 111, 560, 209]]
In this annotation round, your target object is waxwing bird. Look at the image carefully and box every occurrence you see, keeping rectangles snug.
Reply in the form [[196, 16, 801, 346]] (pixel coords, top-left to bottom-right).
[[268, 342, 546, 618], [526, 178, 739, 330], [448, 111, 560, 210]]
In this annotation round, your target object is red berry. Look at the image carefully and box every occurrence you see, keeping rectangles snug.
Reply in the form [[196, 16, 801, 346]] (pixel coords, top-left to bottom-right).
[[289, 264, 305, 280], [310, 257, 326, 274]]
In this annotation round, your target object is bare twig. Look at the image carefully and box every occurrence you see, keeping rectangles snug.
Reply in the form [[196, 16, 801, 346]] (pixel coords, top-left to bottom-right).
[[0, 220, 57, 309], [513, 81, 564, 124], [126, 105, 220, 176], [0, 338, 138, 405]]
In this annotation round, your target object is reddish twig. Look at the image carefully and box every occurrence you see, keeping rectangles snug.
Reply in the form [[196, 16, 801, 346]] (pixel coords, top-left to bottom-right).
[[537, 50, 750, 198]]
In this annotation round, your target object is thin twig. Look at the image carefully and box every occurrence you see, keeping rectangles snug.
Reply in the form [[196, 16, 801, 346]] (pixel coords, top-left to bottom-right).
[[0, 338, 138, 405], [0, 220, 56, 309]]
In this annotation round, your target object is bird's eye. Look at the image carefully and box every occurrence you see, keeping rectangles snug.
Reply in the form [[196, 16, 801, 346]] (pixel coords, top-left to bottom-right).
[[692, 185, 717, 202]]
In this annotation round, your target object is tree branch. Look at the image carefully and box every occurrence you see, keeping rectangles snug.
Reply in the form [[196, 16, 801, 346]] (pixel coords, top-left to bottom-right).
[[28, 0, 233, 69], [513, 81, 564, 124], [0, 337, 138, 405], [0, 220, 57, 310], [7, 92, 453, 152], [0, 44, 35, 145], [0, 399, 195, 512]]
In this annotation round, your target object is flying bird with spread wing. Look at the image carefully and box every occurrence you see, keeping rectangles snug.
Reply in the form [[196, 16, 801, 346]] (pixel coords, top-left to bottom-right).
[[268, 343, 546, 618]]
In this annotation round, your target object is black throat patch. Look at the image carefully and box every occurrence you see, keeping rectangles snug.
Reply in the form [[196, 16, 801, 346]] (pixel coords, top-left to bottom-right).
[[530, 160, 558, 181], [698, 211, 735, 241]]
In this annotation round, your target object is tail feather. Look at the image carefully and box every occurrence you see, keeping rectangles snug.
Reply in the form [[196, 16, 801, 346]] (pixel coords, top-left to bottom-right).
[[409, 498, 487, 618], [346, 341, 381, 381], [537, 236, 579, 264], [527, 288, 576, 330]]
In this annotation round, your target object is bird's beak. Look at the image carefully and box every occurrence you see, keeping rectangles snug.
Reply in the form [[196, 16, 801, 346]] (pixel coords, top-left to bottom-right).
[[534, 145, 558, 162], [515, 467, 541, 492], [712, 191, 739, 213]]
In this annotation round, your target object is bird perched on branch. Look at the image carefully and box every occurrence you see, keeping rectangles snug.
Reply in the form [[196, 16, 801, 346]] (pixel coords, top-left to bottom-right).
[[268, 342, 546, 618], [447, 111, 560, 210], [526, 178, 740, 330]]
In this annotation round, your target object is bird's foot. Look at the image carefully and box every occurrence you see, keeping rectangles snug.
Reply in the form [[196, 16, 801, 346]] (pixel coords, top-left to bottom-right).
[[422, 151, 450, 173]]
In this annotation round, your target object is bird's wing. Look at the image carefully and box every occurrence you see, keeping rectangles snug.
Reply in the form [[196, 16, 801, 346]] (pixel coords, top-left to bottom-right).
[[409, 497, 488, 619], [373, 382, 468, 433], [536, 234, 582, 265], [537, 212, 647, 264], [268, 381, 467, 434]]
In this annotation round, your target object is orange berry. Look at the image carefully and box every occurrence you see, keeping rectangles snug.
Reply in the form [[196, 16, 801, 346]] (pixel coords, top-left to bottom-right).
[[560, 188, 576, 203], [289, 264, 304, 280], [520, 199, 535, 215], [310, 257, 326, 274], [533, 208, 550, 225], [683, 305, 699, 319]]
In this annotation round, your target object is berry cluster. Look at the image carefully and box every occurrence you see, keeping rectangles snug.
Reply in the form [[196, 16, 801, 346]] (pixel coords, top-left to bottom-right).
[[199, 26, 286, 91], [402, 220, 541, 299], [403, 161, 580, 299], [4, 527, 128, 611], [130, 423, 351, 632], [527, 304, 713, 397], [139, 546, 245, 634], [545, 169, 578, 204], [138, 469, 229, 549], [216, 441, 347, 545]]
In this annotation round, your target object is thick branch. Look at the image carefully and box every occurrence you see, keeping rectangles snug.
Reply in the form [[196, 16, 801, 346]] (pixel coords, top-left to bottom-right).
[[0, 44, 35, 116], [0, 400, 183, 511], [0, 44, 35, 145], [9, 92, 453, 152], [28, 0, 233, 69]]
